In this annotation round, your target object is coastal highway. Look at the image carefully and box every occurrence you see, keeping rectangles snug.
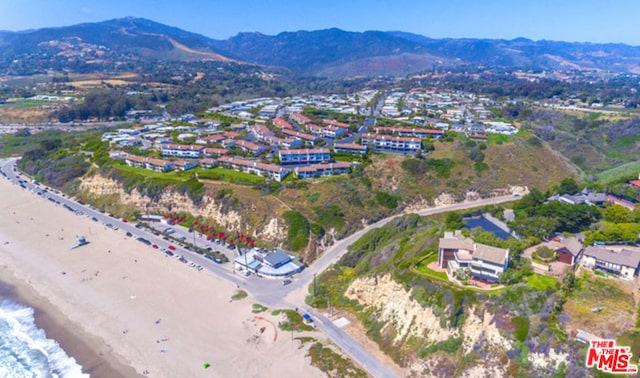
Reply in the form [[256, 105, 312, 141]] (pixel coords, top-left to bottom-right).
[[1, 157, 521, 378]]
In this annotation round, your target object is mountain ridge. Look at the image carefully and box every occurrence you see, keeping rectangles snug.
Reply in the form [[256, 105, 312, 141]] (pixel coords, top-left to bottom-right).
[[3, 17, 640, 77]]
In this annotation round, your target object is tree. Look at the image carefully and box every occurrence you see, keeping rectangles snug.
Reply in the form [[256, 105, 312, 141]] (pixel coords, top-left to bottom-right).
[[445, 212, 465, 230], [555, 178, 580, 195], [508, 215, 558, 240], [603, 204, 635, 223], [513, 188, 546, 213]]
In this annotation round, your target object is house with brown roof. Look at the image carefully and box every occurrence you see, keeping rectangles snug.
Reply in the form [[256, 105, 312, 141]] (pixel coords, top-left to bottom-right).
[[322, 119, 349, 128], [281, 129, 319, 144], [290, 113, 312, 125], [553, 237, 584, 265], [234, 140, 265, 155], [334, 143, 368, 155], [438, 230, 510, 283], [202, 148, 228, 158], [582, 246, 640, 279], [273, 118, 293, 130]]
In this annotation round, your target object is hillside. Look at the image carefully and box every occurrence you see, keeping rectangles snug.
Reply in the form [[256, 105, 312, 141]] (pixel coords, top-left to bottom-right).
[[0, 17, 237, 75], [4, 17, 640, 78], [305, 213, 639, 377]]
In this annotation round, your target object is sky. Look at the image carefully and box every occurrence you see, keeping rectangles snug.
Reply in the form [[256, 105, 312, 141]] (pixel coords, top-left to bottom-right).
[[1, 0, 640, 45]]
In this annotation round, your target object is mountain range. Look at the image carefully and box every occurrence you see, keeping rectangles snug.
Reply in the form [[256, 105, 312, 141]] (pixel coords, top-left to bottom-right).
[[2, 17, 640, 78]]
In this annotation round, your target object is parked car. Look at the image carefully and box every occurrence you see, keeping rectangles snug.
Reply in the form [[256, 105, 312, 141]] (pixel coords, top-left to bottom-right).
[[282, 279, 292, 286], [168, 245, 176, 251]]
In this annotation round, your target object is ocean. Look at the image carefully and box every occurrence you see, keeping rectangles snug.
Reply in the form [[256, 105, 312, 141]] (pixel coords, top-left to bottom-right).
[[0, 299, 88, 378]]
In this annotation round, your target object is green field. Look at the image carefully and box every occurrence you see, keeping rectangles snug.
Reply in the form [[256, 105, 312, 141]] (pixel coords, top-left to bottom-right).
[[196, 167, 265, 184], [596, 160, 640, 184], [526, 273, 558, 291], [114, 163, 187, 182], [0, 99, 54, 109], [412, 253, 448, 281], [113, 164, 265, 185]]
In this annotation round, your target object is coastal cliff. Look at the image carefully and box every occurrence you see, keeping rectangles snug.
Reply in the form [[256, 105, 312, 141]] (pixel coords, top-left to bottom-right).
[[79, 174, 290, 245]]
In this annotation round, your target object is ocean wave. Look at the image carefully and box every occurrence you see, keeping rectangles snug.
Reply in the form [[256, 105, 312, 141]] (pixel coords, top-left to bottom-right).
[[0, 299, 88, 378]]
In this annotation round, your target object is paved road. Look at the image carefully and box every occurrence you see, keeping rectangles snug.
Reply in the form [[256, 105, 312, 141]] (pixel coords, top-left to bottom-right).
[[1, 157, 521, 378]]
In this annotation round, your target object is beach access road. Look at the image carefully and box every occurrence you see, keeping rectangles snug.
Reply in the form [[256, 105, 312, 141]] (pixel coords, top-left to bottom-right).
[[1, 157, 521, 378]]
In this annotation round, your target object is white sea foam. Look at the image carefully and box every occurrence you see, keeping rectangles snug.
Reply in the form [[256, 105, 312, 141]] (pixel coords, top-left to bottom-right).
[[0, 299, 88, 378]]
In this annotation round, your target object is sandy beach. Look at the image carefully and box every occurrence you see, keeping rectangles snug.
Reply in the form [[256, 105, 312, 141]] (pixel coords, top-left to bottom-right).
[[0, 175, 325, 378]]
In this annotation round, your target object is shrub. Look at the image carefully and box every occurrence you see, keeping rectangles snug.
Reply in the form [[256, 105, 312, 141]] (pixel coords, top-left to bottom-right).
[[283, 211, 310, 251], [537, 246, 554, 258], [375, 191, 400, 209]]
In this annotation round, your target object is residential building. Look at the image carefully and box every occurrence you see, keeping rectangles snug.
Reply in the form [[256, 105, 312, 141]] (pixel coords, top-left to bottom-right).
[[281, 129, 318, 144], [216, 156, 290, 182], [202, 148, 228, 158], [221, 139, 236, 149], [295, 162, 351, 179], [373, 126, 445, 139], [322, 119, 350, 128], [258, 104, 279, 118], [606, 195, 636, 211], [438, 231, 510, 283], [290, 113, 312, 125], [361, 133, 422, 154], [124, 155, 174, 172], [199, 158, 216, 169], [553, 237, 584, 265], [195, 134, 226, 145], [279, 149, 331, 165], [307, 124, 346, 138], [582, 246, 640, 279], [251, 124, 275, 141], [173, 159, 197, 171], [334, 143, 368, 155], [263, 135, 302, 149], [273, 118, 293, 130], [234, 140, 265, 155], [548, 190, 607, 206], [161, 144, 205, 158], [223, 131, 241, 139]]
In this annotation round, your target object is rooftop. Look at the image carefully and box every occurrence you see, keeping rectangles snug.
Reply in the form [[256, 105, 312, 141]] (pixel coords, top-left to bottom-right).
[[584, 246, 640, 268]]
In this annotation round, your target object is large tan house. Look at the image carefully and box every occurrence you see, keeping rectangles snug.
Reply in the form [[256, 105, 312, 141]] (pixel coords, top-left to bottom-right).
[[581, 246, 640, 280], [438, 231, 510, 283]]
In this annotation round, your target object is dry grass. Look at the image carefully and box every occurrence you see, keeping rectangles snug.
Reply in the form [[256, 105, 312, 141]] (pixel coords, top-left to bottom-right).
[[68, 79, 133, 88], [564, 270, 636, 339], [0, 107, 54, 123]]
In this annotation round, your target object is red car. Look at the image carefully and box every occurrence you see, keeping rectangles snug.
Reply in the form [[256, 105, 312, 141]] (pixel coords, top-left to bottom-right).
[[152, 244, 159, 249], [168, 245, 176, 251], [122, 219, 128, 223]]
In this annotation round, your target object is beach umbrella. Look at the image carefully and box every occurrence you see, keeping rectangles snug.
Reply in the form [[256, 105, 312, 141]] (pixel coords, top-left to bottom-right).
[[203, 363, 211, 369]]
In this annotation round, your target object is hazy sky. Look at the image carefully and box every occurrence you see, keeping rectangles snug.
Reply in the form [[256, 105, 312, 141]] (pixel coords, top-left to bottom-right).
[[1, 0, 639, 45]]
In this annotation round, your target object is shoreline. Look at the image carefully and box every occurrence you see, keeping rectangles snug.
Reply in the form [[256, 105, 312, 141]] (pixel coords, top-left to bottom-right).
[[0, 172, 325, 377], [0, 267, 140, 377]]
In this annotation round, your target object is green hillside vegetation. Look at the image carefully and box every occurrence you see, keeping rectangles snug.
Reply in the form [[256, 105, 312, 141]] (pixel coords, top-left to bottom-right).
[[305, 206, 634, 376], [523, 108, 640, 176], [0, 124, 580, 260]]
